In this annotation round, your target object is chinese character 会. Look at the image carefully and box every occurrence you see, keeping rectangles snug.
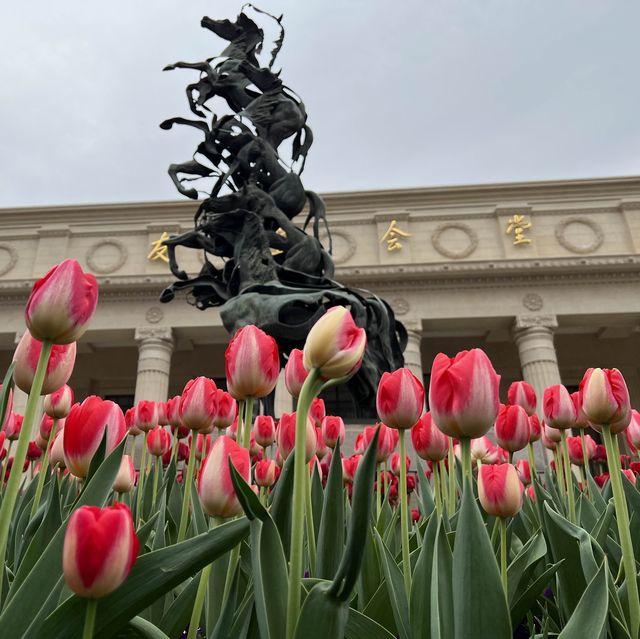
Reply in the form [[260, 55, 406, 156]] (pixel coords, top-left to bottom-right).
[[380, 219, 411, 252]]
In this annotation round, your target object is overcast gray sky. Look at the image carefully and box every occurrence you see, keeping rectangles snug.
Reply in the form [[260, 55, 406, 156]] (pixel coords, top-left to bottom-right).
[[1, 1, 638, 208]]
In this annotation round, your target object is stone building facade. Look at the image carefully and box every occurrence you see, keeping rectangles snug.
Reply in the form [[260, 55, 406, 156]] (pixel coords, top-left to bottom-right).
[[1, 176, 639, 456]]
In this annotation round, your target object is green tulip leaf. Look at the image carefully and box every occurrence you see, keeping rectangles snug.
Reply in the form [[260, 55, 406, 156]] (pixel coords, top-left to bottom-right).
[[430, 519, 454, 639], [293, 581, 349, 639], [157, 575, 198, 639], [345, 607, 396, 639], [270, 450, 295, 554], [410, 511, 437, 638]]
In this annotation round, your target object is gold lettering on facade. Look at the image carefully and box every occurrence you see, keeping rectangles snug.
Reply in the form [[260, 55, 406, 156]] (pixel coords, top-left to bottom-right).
[[147, 232, 170, 263], [506, 214, 532, 245], [380, 219, 411, 252]]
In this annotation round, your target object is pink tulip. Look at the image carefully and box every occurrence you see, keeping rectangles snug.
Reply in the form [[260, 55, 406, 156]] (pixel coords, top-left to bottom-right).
[[567, 434, 596, 466], [411, 412, 448, 462], [254, 459, 278, 487], [342, 454, 361, 483], [276, 412, 316, 462], [571, 392, 589, 429], [63, 503, 138, 597], [198, 436, 250, 518], [25, 259, 98, 344], [579, 368, 631, 432], [225, 325, 279, 400], [134, 400, 159, 434], [303, 306, 367, 380], [529, 414, 542, 442], [309, 398, 326, 428], [321, 415, 345, 449], [362, 423, 396, 463], [478, 463, 523, 518], [226, 418, 238, 441], [284, 349, 308, 398], [429, 349, 500, 439], [27, 440, 42, 461], [315, 427, 328, 460], [190, 433, 212, 461], [165, 396, 182, 427], [507, 381, 537, 416], [376, 368, 424, 430], [211, 389, 237, 430], [253, 415, 276, 448], [390, 452, 410, 476], [44, 384, 74, 419], [515, 459, 532, 485], [353, 432, 365, 455], [495, 404, 530, 453], [627, 410, 640, 450], [541, 422, 560, 450], [622, 469, 636, 484], [113, 455, 136, 493], [146, 427, 172, 457], [13, 333, 76, 395], [543, 385, 577, 430], [469, 436, 500, 464], [39, 414, 56, 442], [179, 377, 217, 433], [49, 429, 66, 468], [124, 408, 140, 437], [5, 413, 23, 441], [63, 396, 126, 478]]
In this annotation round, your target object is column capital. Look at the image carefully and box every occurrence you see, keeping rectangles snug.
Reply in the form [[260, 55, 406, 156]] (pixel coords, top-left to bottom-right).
[[402, 318, 423, 335], [134, 326, 174, 345], [514, 314, 558, 332]]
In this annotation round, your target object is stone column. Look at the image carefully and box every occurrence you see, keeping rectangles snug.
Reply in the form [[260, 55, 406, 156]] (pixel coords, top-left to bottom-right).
[[273, 369, 293, 418], [403, 320, 424, 383], [134, 327, 174, 403]]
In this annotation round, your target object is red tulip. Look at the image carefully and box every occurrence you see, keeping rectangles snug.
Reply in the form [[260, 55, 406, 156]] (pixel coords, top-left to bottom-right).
[[124, 408, 140, 436], [113, 455, 136, 493], [507, 381, 537, 416], [353, 432, 365, 455], [179, 377, 217, 433], [429, 349, 500, 439], [190, 433, 213, 461], [39, 414, 56, 442], [321, 415, 345, 450], [13, 333, 76, 395], [495, 404, 530, 453], [411, 508, 420, 524], [25, 259, 98, 344], [225, 325, 279, 400], [0, 432, 5, 460], [63, 503, 138, 597], [276, 412, 316, 462], [571, 392, 589, 429], [630, 462, 640, 475], [543, 385, 576, 430], [211, 390, 237, 430], [226, 418, 238, 441], [478, 463, 523, 518], [284, 349, 308, 398], [27, 441, 42, 461], [134, 400, 159, 434], [362, 423, 396, 463], [526, 485, 536, 501], [44, 384, 74, 419], [342, 454, 361, 483], [567, 434, 596, 466], [198, 436, 250, 518], [315, 427, 328, 460], [528, 414, 541, 443], [171, 422, 190, 440], [63, 396, 126, 478], [593, 444, 607, 463], [6, 413, 23, 441], [579, 368, 631, 432], [303, 306, 367, 380], [177, 441, 190, 463], [165, 396, 181, 426], [309, 398, 326, 428], [515, 459, 532, 485], [627, 410, 640, 450], [254, 459, 278, 487], [146, 427, 171, 457], [411, 412, 448, 462], [253, 415, 276, 448], [594, 473, 609, 487], [622, 469, 636, 484], [376, 368, 424, 430], [390, 452, 410, 476]]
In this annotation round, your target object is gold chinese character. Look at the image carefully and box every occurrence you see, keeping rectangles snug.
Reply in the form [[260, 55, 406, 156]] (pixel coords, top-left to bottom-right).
[[147, 231, 170, 263], [506, 214, 532, 245], [380, 219, 411, 252]]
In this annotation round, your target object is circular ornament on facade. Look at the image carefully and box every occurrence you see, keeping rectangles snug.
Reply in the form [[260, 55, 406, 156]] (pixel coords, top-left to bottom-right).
[[522, 293, 544, 311], [555, 217, 604, 254], [431, 223, 478, 259], [86, 240, 127, 274], [318, 229, 356, 265], [145, 307, 164, 324], [0, 244, 18, 277], [390, 298, 410, 316]]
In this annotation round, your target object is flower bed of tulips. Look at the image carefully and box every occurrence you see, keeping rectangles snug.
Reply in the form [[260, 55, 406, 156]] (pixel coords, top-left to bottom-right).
[[1, 258, 640, 639]]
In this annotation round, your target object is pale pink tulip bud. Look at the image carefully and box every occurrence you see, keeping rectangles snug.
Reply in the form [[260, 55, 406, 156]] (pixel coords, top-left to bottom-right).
[[253, 415, 276, 448], [495, 404, 530, 453], [529, 414, 541, 443], [541, 422, 561, 450], [303, 306, 367, 380], [390, 452, 410, 476], [376, 368, 424, 430], [197, 436, 250, 518], [146, 427, 172, 457], [309, 398, 326, 428], [622, 469, 636, 484], [429, 349, 500, 439], [63, 503, 138, 597], [543, 385, 577, 430], [134, 400, 159, 434], [411, 412, 448, 462], [315, 427, 328, 460], [179, 377, 217, 433], [567, 434, 596, 466], [25, 259, 98, 345], [627, 410, 640, 449], [113, 455, 136, 493], [13, 333, 76, 395], [226, 418, 238, 441], [571, 392, 589, 429], [515, 459, 532, 485], [44, 384, 74, 419], [211, 389, 237, 430], [284, 349, 307, 398], [49, 429, 66, 468], [63, 396, 126, 478], [254, 459, 277, 487], [507, 381, 537, 416], [276, 411, 316, 462], [225, 325, 279, 400], [470, 436, 500, 464], [579, 368, 631, 432], [321, 415, 345, 450], [478, 463, 523, 518]]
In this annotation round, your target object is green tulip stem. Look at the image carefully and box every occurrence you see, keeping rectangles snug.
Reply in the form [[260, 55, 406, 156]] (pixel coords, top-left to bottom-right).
[[527, 443, 537, 483], [438, 459, 451, 517], [447, 440, 456, 514], [237, 400, 246, 446], [151, 455, 160, 512], [171, 435, 178, 461], [579, 431, 592, 497], [398, 429, 412, 597], [188, 518, 218, 639], [177, 434, 198, 542], [242, 398, 254, 450], [30, 419, 57, 519], [602, 424, 640, 639], [82, 599, 98, 639], [460, 437, 472, 485], [499, 517, 508, 597], [286, 367, 322, 639], [559, 431, 576, 523], [0, 338, 52, 600], [432, 460, 442, 520], [305, 469, 316, 574], [136, 443, 148, 526]]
